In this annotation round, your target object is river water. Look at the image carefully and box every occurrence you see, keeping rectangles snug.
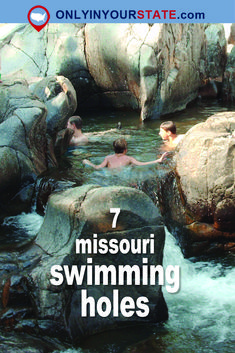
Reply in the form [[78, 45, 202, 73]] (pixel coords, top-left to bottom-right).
[[1, 99, 235, 352]]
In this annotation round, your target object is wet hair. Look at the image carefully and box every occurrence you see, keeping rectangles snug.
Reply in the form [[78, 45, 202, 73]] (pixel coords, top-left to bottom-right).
[[68, 116, 83, 129], [113, 138, 127, 153], [160, 121, 177, 134]]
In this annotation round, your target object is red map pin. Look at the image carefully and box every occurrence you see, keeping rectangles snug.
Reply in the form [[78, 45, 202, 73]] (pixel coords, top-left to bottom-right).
[[28, 6, 50, 32]]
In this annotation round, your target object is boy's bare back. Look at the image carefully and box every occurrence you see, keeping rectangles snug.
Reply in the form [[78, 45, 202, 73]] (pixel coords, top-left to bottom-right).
[[102, 154, 137, 169], [83, 137, 167, 170]]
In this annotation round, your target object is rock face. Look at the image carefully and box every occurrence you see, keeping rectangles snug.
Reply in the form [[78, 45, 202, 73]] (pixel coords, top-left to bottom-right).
[[29, 185, 167, 342], [1, 23, 208, 119], [158, 112, 235, 257], [228, 23, 235, 44], [205, 24, 227, 79], [0, 79, 48, 207], [222, 23, 235, 102], [0, 76, 77, 212], [2, 23, 234, 118], [198, 24, 227, 98], [31, 76, 77, 136], [223, 45, 235, 102]]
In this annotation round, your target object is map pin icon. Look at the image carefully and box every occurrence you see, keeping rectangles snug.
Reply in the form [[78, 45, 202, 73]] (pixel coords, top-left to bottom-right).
[[28, 6, 50, 32]]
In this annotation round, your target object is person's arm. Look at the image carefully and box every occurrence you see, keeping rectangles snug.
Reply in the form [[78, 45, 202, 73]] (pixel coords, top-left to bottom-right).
[[83, 157, 108, 169], [129, 152, 168, 166]]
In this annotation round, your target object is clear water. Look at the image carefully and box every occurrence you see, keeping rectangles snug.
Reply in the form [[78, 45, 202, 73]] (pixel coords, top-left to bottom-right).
[[62, 99, 235, 190], [1, 99, 235, 352]]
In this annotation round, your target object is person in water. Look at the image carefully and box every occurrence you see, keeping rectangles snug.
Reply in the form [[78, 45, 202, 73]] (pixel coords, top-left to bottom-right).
[[83, 138, 167, 169], [67, 116, 89, 146], [159, 121, 184, 149]]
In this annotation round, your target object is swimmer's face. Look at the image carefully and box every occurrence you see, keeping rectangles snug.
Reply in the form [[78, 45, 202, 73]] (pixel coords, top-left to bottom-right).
[[159, 128, 170, 141], [67, 120, 74, 130]]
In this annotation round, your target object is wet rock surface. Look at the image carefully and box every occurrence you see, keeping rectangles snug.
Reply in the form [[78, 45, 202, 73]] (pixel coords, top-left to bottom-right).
[[0, 76, 77, 215], [0, 185, 167, 346], [32, 185, 167, 342], [157, 112, 235, 257]]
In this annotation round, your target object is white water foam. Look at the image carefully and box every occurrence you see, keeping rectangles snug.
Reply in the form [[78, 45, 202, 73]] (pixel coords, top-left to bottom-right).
[[163, 228, 235, 346], [3, 212, 44, 236]]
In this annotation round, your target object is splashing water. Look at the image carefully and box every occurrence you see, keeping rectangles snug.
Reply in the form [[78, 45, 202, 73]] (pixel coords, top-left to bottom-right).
[[1, 212, 44, 249], [162, 229, 235, 352]]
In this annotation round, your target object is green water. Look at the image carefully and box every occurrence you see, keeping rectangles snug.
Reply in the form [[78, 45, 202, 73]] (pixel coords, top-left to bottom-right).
[[62, 99, 234, 189]]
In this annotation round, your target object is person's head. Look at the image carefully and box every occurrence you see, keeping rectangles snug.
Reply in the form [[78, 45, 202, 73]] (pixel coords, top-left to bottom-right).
[[67, 116, 83, 130], [159, 121, 177, 140], [113, 138, 128, 154]]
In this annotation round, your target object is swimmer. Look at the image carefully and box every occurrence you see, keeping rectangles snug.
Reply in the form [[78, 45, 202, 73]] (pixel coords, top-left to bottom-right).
[[159, 121, 184, 150], [67, 116, 89, 146], [83, 138, 167, 170]]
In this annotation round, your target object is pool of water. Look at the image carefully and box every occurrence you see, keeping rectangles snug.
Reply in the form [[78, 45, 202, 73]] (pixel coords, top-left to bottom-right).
[[62, 99, 231, 182]]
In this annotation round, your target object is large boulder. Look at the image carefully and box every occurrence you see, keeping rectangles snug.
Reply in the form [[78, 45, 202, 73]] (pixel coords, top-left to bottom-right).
[[0, 79, 48, 207], [29, 185, 168, 342], [157, 112, 235, 257], [30, 75, 77, 136], [0, 76, 77, 213], [85, 23, 206, 119], [1, 23, 208, 119]]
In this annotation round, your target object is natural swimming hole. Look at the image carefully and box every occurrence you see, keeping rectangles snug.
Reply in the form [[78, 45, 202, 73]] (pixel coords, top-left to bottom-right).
[[1, 99, 235, 352]]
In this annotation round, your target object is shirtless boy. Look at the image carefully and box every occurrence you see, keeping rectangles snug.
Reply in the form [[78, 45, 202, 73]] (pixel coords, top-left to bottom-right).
[[83, 138, 167, 169], [159, 121, 184, 149], [67, 116, 89, 146]]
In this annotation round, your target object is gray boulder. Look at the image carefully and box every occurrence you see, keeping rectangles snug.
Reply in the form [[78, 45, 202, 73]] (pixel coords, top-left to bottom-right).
[[29, 185, 168, 342], [157, 112, 235, 257], [31, 75, 77, 136], [1, 23, 208, 119], [0, 79, 47, 206], [0, 76, 77, 211]]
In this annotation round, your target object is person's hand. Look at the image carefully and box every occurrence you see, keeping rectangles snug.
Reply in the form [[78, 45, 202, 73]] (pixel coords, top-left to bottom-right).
[[83, 159, 89, 165], [159, 152, 168, 162]]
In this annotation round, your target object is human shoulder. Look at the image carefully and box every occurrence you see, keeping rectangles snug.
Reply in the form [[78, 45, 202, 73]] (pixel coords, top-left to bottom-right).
[[78, 134, 89, 145], [70, 134, 88, 146], [105, 154, 115, 160], [174, 134, 184, 145], [127, 156, 140, 165]]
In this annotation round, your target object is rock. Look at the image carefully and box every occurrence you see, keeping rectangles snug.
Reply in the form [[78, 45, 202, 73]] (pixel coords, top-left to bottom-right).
[[222, 45, 235, 102], [228, 23, 235, 44], [157, 112, 235, 257], [0, 246, 43, 337], [198, 78, 221, 99], [0, 330, 68, 352], [0, 79, 48, 207], [54, 128, 74, 158], [1, 23, 208, 119], [34, 173, 78, 216], [31, 75, 77, 136], [205, 24, 227, 79], [198, 24, 227, 98], [28, 185, 167, 342], [0, 76, 77, 213]]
